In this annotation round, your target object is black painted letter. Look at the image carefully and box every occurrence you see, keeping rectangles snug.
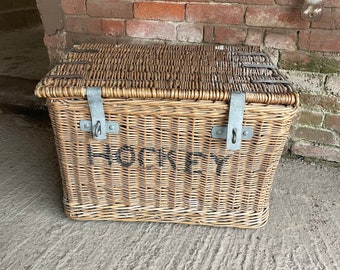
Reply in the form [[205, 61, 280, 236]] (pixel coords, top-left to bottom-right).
[[87, 144, 112, 165], [185, 152, 205, 174], [157, 148, 168, 167], [116, 145, 136, 168], [167, 150, 177, 170], [210, 153, 231, 176]]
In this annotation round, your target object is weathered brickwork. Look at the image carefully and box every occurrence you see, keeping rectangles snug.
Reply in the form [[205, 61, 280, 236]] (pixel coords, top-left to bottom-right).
[[287, 71, 339, 163], [49, 0, 340, 54]]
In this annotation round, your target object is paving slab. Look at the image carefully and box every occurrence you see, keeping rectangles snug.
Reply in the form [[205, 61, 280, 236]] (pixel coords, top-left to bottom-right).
[[0, 112, 339, 270]]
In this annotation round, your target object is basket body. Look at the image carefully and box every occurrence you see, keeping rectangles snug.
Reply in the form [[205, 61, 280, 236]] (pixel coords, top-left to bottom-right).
[[47, 98, 297, 228], [37, 44, 298, 228]]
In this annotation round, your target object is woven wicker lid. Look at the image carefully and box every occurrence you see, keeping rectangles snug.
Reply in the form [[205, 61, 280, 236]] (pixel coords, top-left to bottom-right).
[[35, 43, 298, 106]]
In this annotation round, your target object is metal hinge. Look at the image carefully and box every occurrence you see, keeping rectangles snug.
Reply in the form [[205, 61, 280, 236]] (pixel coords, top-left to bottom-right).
[[79, 87, 119, 140], [211, 92, 253, 150]]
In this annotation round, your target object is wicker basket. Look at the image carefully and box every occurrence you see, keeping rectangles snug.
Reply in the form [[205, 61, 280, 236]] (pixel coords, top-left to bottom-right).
[[35, 43, 299, 228]]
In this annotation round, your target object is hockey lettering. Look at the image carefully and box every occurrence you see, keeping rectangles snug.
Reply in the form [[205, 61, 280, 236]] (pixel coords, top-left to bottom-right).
[[87, 144, 230, 176]]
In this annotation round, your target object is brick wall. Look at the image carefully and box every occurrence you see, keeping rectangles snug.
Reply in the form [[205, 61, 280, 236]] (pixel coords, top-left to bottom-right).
[[39, 0, 340, 163], [285, 71, 340, 162], [46, 0, 340, 54], [0, 0, 41, 30]]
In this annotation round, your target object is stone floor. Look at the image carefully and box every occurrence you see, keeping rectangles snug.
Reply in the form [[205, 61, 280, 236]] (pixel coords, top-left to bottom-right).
[[0, 26, 339, 270]]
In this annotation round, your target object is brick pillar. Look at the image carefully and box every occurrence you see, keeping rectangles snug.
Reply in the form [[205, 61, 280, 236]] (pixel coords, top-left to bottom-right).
[[36, 0, 65, 66]]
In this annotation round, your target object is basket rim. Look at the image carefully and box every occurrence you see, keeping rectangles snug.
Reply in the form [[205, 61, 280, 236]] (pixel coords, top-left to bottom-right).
[[35, 43, 299, 106], [35, 85, 299, 106]]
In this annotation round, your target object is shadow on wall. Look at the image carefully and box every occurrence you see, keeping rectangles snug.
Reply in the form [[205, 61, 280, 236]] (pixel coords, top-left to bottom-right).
[[0, 0, 42, 31]]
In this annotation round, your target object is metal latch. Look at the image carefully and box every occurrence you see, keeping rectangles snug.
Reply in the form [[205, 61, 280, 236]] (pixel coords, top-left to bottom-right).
[[211, 92, 253, 150], [301, 0, 323, 21], [79, 87, 119, 140]]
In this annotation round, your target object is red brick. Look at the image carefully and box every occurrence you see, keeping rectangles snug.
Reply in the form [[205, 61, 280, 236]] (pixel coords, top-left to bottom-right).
[[102, 19, 125, 36], [87, 0, 133, 19], [300, 94, 340, 113], [66, 32, 119, 48], [214, 26, 247, 45], [45, 47, 67, 66], [297, 110, 324, 126], [325, 114, 340, 132], [279, 51, 314, 70], [284, 71, 326, 95], [214, 0, 272, 3], [43, 32, 67, 49], [325, 75, 340, 96], [312, 8, 340, 30], [293, 127, 337, 145], [158, 0, 206, 2], [177, 24, 203, 43], [65, 16, 101, 35], [275, 0, 300, 6], [324, 0, 340, 8], [299, 29, 340, 52], [246, 6, 309, 28], [134, 2, 184, 22], [245, 28, 264, 46], [279, 51, 339, 73], [61, 0, 86, 15], [186, 4, 244, 25], [126, 20, 176, 41], [203, 25, 214, 43], [291, 142, 340, 163], [264, 30, 297, 50]]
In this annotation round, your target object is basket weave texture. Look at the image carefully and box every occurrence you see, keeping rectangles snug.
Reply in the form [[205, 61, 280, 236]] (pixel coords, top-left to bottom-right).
[[36, 44, 298, 228]]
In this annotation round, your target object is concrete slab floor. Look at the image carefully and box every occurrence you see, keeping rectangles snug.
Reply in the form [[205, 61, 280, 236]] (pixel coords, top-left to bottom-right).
[[0, 111, 339, 269]]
